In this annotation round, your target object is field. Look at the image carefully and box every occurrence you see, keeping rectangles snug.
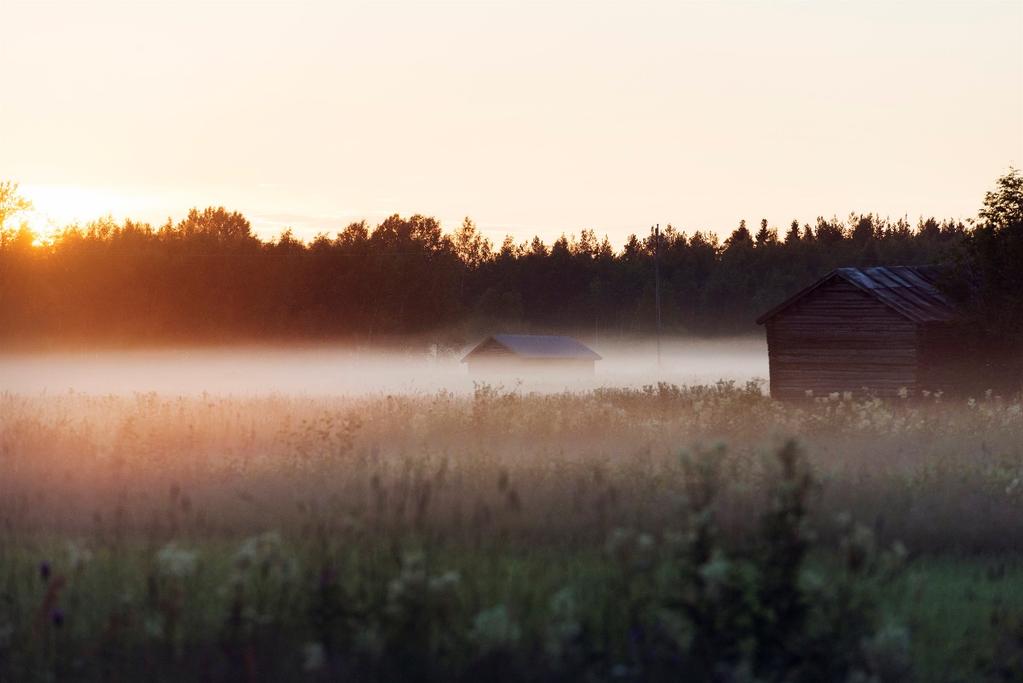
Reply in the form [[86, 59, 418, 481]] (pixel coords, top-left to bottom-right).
[[2, 383, 1022, 681]]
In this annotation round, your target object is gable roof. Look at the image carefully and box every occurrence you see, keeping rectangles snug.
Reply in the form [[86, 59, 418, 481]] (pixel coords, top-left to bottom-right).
[[756, 265, 961, 325], [462, 334, 602, 362]]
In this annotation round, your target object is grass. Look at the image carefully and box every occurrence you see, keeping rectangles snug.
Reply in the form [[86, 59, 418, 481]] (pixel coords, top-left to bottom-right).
[[1, 382, 1022, 680]]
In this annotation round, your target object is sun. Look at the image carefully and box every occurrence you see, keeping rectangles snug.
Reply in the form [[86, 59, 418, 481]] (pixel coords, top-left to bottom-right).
[[18, 184, 139, 244]]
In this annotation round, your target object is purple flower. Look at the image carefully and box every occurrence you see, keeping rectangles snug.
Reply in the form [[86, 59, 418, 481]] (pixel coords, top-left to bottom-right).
[[319, 567, 337, 588], [51, 608, 64, 628], [39, 562, 51, 582]]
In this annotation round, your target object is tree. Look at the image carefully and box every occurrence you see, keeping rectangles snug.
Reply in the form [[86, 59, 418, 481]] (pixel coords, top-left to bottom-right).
[[755, 218, 778, 247], [979, 167, 1023, 227], [959, 168, 1023, 392], [0, 182, 32, 230], [170, 206, 255, 245], [453, 217, 493, 268], [725, 219, 752, 248], [784, 220, 801, 245]]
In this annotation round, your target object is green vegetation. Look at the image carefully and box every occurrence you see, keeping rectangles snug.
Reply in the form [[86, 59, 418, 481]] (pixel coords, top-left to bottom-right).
[[1, 384, 1021, 680]]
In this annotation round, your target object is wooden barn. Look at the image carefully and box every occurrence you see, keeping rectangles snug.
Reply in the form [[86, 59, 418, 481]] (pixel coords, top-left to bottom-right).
[[756, 266, 967, 399], [461, 334, 601, 374]]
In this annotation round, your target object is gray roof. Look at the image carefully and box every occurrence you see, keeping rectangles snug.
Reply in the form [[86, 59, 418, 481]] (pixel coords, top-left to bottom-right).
[[462, 334, 602, 361], [756, 265, 961, 325]]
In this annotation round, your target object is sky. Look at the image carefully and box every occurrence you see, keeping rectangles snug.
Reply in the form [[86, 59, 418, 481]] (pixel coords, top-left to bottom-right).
[[4, 0, 1022, 245]]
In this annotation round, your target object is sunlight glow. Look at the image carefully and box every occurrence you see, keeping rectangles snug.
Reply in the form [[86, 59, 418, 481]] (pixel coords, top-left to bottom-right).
[[20, 185, 154, 243]]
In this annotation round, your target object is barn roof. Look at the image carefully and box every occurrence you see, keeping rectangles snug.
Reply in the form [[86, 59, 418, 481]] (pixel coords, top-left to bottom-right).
[[462, 334, 602, 362], [756, 265, 961, 325]]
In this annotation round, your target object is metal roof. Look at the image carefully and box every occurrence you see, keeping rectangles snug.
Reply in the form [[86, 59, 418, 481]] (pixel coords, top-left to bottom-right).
[[756, 265, 961, 325], [462, 334, 602, 361]]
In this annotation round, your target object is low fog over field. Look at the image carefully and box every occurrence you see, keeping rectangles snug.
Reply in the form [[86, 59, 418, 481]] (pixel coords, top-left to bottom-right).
[[0, 337, 766, 395]]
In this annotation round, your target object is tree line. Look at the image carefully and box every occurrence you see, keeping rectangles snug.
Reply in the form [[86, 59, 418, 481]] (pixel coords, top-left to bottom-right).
[[0, 172, 1019, 348]]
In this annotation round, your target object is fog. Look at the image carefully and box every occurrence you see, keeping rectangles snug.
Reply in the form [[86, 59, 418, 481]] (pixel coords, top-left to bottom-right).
[[0, 337, 767, 396]]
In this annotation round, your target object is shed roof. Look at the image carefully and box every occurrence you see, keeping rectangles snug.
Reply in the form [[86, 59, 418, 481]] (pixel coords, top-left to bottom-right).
[[756, 266, 960, 325], [462, 334, 602, 362]]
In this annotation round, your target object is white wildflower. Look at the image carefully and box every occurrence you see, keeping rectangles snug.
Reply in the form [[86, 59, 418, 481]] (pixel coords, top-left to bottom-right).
[[470, 605, 521, 653], [67, 541, 93, 571], [303, 642, 326, 671], [545, 587, 582, 659], [862, 623, 912, 681], [428, 571, 461, 597], [698, 550, 732, 597], [144, 615, 164, 638], [156, 543, 198, 578], [234, 531, 283, 571]]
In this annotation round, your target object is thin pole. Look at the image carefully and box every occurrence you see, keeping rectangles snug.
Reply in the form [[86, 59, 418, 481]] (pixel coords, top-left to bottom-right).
[[654, 224, 662, 369]]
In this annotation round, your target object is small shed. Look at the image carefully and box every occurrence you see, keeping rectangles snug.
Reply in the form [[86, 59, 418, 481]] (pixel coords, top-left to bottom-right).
[[756, 266, 967, 399], [461, 334, 601, 374]]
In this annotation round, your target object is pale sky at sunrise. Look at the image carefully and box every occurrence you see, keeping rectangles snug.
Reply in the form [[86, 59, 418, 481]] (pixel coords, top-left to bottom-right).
[[4, 0, 1022, 245]]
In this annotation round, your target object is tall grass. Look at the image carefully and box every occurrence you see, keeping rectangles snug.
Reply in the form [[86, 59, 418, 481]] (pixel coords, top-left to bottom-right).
[[2, 383, 1020, 549], [1, 383, 1021, 680]]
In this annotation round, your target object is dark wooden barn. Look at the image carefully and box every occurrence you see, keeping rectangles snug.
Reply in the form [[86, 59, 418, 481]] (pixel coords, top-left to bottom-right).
[[461, 334, 601, 375], [756, 266, 967, 399]]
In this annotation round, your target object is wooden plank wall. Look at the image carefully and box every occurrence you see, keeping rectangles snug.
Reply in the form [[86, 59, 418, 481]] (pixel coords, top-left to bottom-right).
[[466, 357, 595, 375], [766, 279, 919, 399]]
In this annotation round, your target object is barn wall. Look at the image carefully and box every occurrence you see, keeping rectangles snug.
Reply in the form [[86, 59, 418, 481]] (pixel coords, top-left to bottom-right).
[[466, 357, 595, 375], [918, 322, 1016, 397], [765, 279, 919, 399]]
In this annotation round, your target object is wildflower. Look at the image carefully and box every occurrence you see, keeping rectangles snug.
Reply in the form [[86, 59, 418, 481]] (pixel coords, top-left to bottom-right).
[[233, 531, 295, 581], [799, 569, 825, 595], [843, 524, 876, 572], [828, 392, 840, 402], [156, 543, 198, 578], [897, 387, 908, 399], [890, 541, 908, 568], [303, 642, 326, 672], [428, 571, 461, 597], [68, 541, 93, 571], [470, 605, 521, 653], [144, 615, 164, 638], [50, 608, 65, 628], [545, 588, 582, 659], [319, 567, 337, 588], [354, 627, 384, 658], [605, 527, 633, 557], [698, 550, 732, 597], [39, 561, 51, 582], [862, 623, 912, 681]]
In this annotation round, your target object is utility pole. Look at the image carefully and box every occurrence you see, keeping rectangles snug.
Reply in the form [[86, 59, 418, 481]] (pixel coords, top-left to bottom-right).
[[653, 224, 662, 369]]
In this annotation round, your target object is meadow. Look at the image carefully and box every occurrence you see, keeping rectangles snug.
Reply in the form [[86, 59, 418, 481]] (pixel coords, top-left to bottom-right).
[[1, 383, 1022, 681]]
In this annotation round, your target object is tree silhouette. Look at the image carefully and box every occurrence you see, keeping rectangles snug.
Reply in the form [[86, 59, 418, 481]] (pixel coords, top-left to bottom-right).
[[2, 174, 1016, 348]]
